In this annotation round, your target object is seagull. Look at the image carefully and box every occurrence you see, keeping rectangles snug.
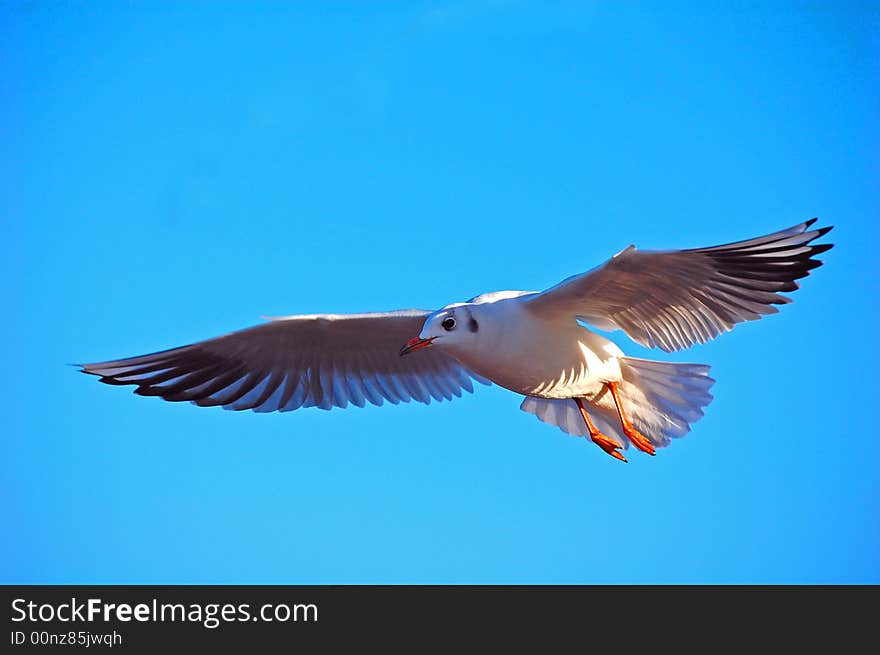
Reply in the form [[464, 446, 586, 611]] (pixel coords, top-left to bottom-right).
[[79, 219, 832, 462]]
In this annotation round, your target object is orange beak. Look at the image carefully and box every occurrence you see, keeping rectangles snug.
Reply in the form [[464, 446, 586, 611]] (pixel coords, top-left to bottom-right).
[[399, 337, 436, 356]]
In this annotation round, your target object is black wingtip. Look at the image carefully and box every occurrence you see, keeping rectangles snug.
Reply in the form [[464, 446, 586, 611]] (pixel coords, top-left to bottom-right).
[[805, 217, 818, 228], [134, 386, 164, 396], [98, 376, 131, 386]]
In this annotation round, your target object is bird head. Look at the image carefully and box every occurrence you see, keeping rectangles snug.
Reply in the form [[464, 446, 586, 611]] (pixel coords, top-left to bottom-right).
[[399, 304, 479, 356]]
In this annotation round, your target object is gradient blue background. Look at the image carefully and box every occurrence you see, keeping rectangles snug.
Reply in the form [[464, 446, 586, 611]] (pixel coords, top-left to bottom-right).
[[3, 2, 878, 583]]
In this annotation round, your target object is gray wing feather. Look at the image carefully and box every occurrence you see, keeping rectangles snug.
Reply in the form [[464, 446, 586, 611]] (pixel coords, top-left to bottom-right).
[[79, 310, 489, 411], [525, 219, 833, 352]]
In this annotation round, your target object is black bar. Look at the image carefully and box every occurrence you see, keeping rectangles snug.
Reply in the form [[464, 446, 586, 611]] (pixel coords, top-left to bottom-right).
[[1, 585, 874, 650]]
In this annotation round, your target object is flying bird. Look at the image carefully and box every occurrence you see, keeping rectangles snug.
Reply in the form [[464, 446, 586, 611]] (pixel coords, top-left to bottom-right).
[[79, 219, 832, 462]]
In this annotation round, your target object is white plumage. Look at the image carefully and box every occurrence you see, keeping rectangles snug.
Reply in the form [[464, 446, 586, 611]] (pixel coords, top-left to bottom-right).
[[80, 219, 832, 461], [520, 358, 715, 448]]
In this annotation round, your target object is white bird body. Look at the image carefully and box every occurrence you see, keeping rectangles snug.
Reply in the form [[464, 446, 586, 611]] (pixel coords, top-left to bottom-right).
[[79, 219, 833, 461], [429, 294, 623, 400]]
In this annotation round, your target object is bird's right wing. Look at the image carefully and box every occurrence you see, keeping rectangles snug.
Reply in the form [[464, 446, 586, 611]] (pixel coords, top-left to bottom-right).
[[79, 310, 489, 412], [523, 219, 833, 352]]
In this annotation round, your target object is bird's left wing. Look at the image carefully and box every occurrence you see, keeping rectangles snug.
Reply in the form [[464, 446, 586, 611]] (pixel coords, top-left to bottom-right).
[[523, 219, 833, 352], [79, 310, 489, 411]]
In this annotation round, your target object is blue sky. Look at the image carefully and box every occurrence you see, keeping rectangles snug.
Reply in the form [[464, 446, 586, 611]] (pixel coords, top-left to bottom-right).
[[3, 1, 877, 583]]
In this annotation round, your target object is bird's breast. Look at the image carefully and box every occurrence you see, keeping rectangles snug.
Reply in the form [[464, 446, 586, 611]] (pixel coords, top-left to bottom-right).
[[447, 315, 624, 399]]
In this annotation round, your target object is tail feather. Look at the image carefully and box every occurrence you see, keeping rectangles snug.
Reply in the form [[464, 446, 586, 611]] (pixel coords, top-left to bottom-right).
[[620, 357, 715, 445], [519, 357, 715, 450]]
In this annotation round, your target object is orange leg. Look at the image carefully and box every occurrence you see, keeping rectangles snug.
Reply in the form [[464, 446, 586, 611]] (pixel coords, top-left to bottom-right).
[[574, 397, 627, 463], [607, 381, 656, 456]]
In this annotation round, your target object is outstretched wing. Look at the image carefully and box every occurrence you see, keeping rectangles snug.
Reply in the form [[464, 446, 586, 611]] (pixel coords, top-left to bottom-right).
[[79, 310, 489, 412], [524, 219, 833, 352]]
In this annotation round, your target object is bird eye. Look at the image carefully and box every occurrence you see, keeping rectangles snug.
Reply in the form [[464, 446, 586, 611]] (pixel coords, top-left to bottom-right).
[[442, 317, 456, 331]]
